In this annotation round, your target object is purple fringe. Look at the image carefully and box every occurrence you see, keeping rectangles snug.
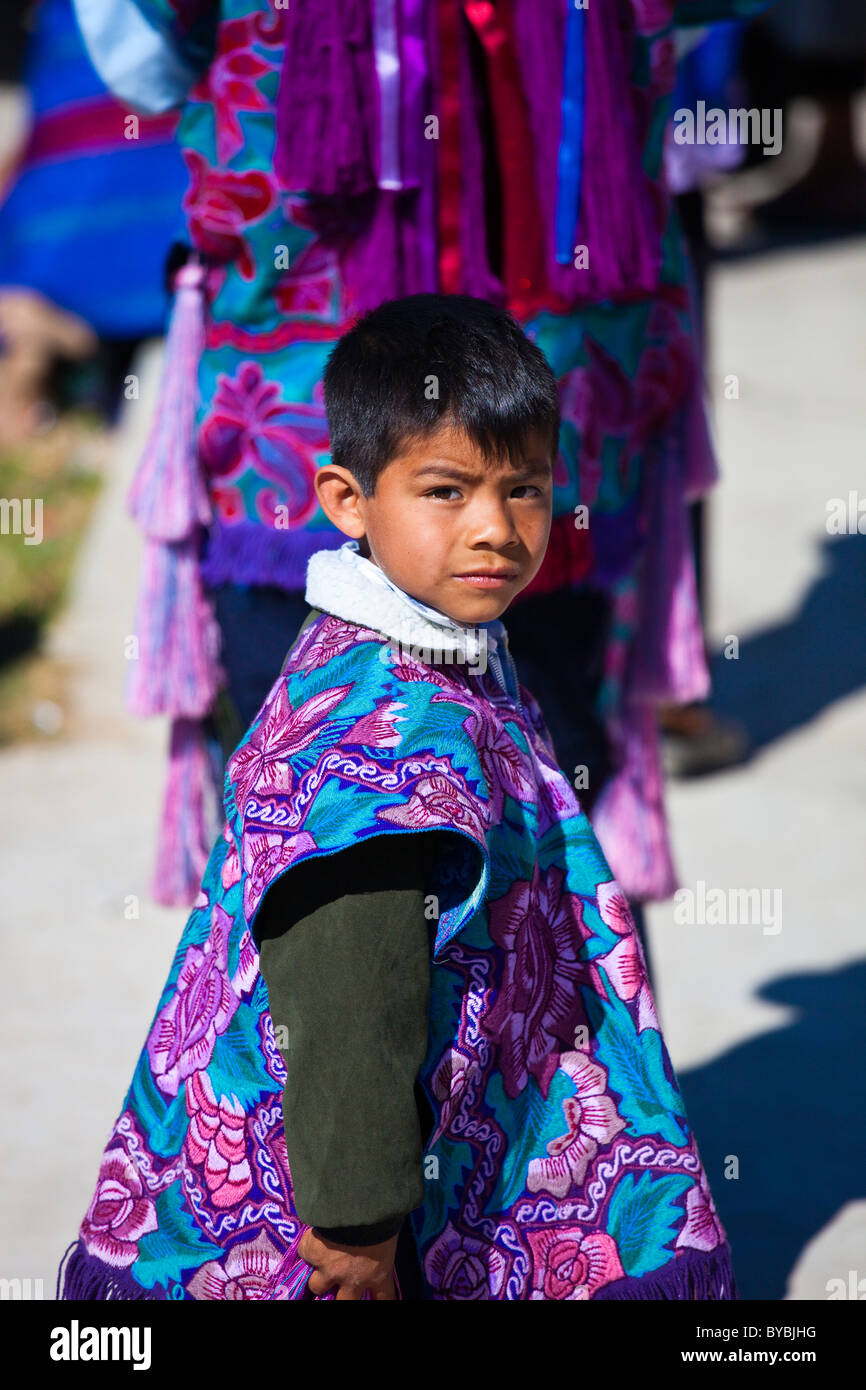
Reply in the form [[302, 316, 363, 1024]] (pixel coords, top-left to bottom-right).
[[56, 1237, 737, 1303], [200, 521, 346, 593], [56, 1240, 166, 1302], [593, 1244, 739, 1301]]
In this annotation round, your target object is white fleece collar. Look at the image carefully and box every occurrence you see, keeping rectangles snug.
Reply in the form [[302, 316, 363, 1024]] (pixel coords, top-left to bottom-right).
[[305, 540, 502, 669]]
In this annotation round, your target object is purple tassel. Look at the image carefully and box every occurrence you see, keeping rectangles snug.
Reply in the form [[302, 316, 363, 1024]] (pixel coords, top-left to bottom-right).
[[576, 0, 662, 300], [150, 718, 222, 907], [274, 0, 379, 197], [126, 259, 211, 541], [592, 698, 677, 904], [125, 534, 223, 720], [124, 254, 226, 907]]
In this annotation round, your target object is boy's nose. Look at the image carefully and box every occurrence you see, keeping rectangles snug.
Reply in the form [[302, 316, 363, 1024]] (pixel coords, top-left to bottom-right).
[[465, 501, 520, 549]]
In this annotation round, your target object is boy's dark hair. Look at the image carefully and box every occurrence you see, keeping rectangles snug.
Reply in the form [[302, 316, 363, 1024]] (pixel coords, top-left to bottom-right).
[[322, 293, 561, 496]]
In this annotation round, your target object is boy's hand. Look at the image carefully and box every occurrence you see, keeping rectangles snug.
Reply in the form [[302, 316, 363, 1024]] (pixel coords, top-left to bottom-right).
[[298, 1228, 399, 1300]]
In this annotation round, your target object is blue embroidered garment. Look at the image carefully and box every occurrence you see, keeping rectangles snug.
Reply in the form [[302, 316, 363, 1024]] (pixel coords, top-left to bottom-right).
[[58, 544, 736, 1300]]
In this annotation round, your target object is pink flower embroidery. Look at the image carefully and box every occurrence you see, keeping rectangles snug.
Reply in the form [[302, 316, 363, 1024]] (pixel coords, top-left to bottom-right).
[[198, 361, 329, 525], [81, 1148, 157, 1268], [378, 773, 489, 840], [231, 929, 259, 997], [597, 879, 636, 935], [527, 1226, 625, 1300], [187, 1231, 286, 1301], [228, 679, 353, 810], [462, 705, 535, 821], [147, 904, 238, 1097], [291, 615, 385, 674], [185, 1069, 253, 1210], [676, 1165, 724, 1253], [221, 842, 241, 889], [430, 1048, 473, 1141], [594, 880, 659, 1031], [182, 151, 274, 279], [274, 237, 343, 320], [425, 1222, 508, 1300], [527, 1052, 627, 1197], [241, 829, 317, 924], [345, 698, 407, 749], [204, 17, 279, 164], [481, 863, 592, 1099]]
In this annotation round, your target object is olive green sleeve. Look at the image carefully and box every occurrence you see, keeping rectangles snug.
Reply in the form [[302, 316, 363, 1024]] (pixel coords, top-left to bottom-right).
[[256, 832, 438, 1238]]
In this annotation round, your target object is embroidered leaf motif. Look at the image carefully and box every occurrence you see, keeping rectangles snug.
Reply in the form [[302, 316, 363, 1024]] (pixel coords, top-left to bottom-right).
[[134, 1180, 222, 1290], [584, 975, 687, 1146], [484, 1069, 577, 1212], [416, 1139, 474, 1250], [606, 1170, 692, 1277], [207, 1002, 278, 1111], [129, 1059, 187, 1159]]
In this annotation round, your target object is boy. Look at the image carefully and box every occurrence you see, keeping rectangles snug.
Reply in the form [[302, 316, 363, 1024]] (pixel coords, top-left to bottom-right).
[[58, 294, 735, 1301]]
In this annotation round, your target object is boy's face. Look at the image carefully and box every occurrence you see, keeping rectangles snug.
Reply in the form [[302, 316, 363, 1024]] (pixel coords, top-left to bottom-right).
[[314, 423, 554, 624]]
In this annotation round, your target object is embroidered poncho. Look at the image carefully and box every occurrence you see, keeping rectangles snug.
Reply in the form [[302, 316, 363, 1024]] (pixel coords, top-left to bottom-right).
[[58, 546, 736, 1300]]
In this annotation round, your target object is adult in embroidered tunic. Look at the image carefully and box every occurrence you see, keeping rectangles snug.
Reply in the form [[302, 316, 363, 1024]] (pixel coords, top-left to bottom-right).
[[58, 295, 736, 1301], [72, 0, 772, 912]]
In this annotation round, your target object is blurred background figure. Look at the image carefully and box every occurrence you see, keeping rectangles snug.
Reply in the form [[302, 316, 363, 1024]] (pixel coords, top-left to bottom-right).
[[72, 2, 770, 973], [0, 0, 189, 754], [656, 18, 754, 776], [0, 0, 188, 444], [744, 0, 866, 233], [656, 1, 866, 774]]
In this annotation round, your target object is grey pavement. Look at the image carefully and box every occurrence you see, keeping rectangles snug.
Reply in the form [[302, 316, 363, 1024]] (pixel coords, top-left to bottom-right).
[[0, 341, 188, 1295], [646, 237, 866, 1300], [1, 240, 864, 1301]]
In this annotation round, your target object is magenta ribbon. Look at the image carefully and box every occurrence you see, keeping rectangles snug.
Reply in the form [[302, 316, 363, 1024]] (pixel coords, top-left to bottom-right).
[[372, 0, 428, 191], [372, 0, 401, 188]]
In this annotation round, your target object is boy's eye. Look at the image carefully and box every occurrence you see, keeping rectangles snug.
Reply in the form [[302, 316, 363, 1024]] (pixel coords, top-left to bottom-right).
[[424, 483, 546, 501]]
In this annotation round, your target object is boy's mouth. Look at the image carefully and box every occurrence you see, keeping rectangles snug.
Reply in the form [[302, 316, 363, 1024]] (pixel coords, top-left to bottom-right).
[[453, 569, 520, 588]]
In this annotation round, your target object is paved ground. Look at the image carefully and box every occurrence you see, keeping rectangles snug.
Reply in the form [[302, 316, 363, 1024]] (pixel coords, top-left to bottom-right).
[[1, 237, 864, 1301], [645, 236, 866, 1300], [0, 341, 190, 1295]]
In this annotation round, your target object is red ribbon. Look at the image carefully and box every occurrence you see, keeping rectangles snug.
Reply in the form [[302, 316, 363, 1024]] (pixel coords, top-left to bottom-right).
[[462, 0, 549, 316], [436, 0, 464, 293]]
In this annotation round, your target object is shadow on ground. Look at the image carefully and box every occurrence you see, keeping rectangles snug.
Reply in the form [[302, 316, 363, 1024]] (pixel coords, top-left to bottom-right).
[[678, 959, 866, 1300], [707, 532, 866, 757]]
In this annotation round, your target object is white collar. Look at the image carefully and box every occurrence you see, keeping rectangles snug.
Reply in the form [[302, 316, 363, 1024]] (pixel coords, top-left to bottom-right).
[[305, 540, 506, 669]]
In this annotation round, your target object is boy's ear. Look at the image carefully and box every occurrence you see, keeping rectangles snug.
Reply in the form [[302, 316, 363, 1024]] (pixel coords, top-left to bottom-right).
[[313, 464, 368, 539]]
